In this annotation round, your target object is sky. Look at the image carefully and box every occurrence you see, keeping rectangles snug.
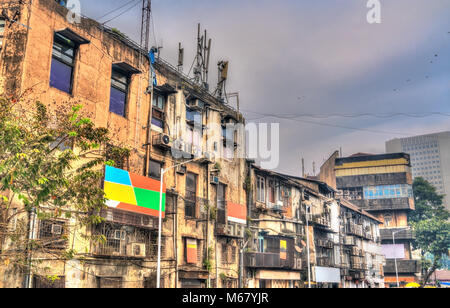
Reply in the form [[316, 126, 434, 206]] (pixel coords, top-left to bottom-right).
[[81, 0, 450, 176]]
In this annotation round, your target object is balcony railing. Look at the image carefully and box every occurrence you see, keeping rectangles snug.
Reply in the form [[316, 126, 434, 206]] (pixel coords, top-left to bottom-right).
[[384, 259, 421, 274], [380, 228, 415, 241], [244, 252, 294, 269]]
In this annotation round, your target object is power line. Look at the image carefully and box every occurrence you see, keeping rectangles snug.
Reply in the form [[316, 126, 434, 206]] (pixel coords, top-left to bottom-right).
[[242, 109, 413, 136], [241, 109, 450, 120], [97, 0, 140, 21], [101, 0, 141, 25]]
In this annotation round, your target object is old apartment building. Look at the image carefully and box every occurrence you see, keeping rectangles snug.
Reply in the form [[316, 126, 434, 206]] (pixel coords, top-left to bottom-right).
[[319, 151, 420, 287], [0, 0, 246, 288], [244, 164, 384, 288], [0, 0, 388, 289]]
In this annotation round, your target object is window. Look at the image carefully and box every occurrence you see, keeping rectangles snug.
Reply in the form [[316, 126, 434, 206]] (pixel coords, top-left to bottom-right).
[[109, 68, 129, 117], [38, 220, 67, 249], [148, 160, 162, 180], [185, 173, 197, 218], [97, 277, 123, 288], [106, 144, 128, 170], [152, 93, 166, 129], [50, 33, 76, 94], [33, 275, 65, 289], [217, 184, 226, 224], [222, 243, 229, 264], [384, 214, 392, 227], [0, 18, 5, 50], [257, 176, 265, 203], [268, 180, 275, 204]]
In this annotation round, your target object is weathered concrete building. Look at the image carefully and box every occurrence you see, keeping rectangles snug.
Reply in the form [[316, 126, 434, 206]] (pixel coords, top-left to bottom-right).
[[0, 0, 246, 288], [244, 164, 384, 288], [319, 152, 420, 287]]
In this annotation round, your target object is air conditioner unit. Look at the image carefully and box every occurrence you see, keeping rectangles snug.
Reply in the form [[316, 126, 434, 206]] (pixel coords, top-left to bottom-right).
[[141, 216, 155, 228], [153, 133, 172, 149], [200, 151, 216, 164], [51, 224, 63, 235], [235, 224, 245, 238], [226, 224, 234, 235], [188, 99, 205, 110], [210, 175, 220, 185], [176, 165, 187, 174], [127, 243, 146, 257]]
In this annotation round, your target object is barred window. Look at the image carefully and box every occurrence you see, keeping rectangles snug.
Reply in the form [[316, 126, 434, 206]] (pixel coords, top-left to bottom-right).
[[33, 275, 65, 289], [37, 220, 67, 250], [185, 173, 197, 218], [97, 277, 122, 288]]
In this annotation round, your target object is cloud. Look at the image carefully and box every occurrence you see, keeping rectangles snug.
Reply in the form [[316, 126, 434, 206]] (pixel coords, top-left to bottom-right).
[[82, 0, 450, 174]]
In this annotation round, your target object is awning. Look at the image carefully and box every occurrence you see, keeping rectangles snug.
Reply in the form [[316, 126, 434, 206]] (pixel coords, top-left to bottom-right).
[[55, 28, 90, 45], [154, 83, 177, 94], [112, 62, 141, 75]]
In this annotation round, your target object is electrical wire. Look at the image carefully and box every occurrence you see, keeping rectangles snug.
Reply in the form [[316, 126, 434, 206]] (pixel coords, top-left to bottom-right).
[[97, 0, 140, 21], [101, 0, 141, 25], [241, 109, 413, 136]]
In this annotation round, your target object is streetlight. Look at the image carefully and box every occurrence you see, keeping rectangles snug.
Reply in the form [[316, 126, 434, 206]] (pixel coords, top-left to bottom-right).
[[156, 156, 203, 288], [305, 202, 311, 289], [392, 227, 411, 288]]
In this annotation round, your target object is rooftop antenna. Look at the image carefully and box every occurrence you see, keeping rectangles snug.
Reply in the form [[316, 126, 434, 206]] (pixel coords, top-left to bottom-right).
[[178, 42, 184, 72], [302, 157, 305, 177], [140, 0, 151, 52], [193, 23, 212, 89], [216, 60, 229, 101]]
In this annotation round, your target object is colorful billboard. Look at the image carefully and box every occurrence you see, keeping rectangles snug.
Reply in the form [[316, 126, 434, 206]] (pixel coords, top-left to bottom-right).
[[104, 165, 165, 218]]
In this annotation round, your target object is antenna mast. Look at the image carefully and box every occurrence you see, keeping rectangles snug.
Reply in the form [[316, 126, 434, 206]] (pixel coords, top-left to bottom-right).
[[193, 23, 212, 89], [140, 0, 151, 52]]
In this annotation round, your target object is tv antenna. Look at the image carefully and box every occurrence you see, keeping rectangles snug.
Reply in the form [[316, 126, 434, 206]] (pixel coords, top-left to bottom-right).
[[193, 23, 212, 89]]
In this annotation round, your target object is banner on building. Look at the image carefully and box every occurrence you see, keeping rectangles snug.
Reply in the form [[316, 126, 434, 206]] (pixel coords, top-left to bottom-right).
[[280, 240, 287, 260], [104, 165, 166, 218], [382, 244, 405, 259], [227, 201, 247, 224], [186, 238, 198, 264], [315, 266, 341, 283]]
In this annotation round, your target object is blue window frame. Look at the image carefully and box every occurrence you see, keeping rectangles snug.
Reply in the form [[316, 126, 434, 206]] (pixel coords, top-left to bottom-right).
[[109, 68, 129, 117], [50, 33, 76, 94]]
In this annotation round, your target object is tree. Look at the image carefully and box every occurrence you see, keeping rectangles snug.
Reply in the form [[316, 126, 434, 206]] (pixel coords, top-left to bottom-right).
[[410, 177, 449, 224], [410, 177, 450, 287], [0, 95, 129, 286]]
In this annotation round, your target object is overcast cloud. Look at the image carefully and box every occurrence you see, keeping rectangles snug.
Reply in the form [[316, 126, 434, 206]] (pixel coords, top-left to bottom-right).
[[82, 0, 450, 176]]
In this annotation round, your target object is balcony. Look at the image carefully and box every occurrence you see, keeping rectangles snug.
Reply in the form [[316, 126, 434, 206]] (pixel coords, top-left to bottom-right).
[[244, 252, 295, 269], [384, 259, 421, 274], [315, 239, 334, 249], [350, 198, 414, 212], [216, 223, 245, 238], [380, 228, 415, 241]]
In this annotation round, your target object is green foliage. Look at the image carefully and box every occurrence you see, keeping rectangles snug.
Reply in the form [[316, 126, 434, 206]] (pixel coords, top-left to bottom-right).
[[410, 177, 450, 286], [203, 246, 214, 272], [0, 96, 127, 268], [410, 177, 449, 224]]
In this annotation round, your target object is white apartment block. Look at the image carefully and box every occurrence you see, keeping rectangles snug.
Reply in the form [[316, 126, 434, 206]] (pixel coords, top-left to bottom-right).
[[386, 132, 450, 211]]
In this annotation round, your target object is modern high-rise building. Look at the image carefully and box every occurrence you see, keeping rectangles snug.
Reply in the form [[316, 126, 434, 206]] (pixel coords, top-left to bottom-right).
[[386, 132, 450, 211]]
